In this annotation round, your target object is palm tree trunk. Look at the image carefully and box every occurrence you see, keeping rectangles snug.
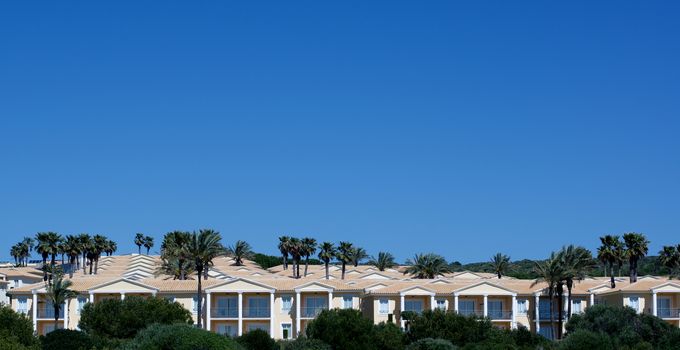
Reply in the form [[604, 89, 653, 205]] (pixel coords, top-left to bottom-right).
[[549, 291, 555, 340], [43, 256, 48, 281], [557, 293, 564, 339], [82, 254, 87, 275], [54, 305, 59, 330], [610, 263, 616, 288], [146, 247, 150, 255], [196, 266, 203, 329], [325, 262, 329, 280], [94, 258, 99, 274], [566, 280, 573, 321], [297, 260, 301, 278], [304, 256, 309, 277], [341, 262, 346, 280], [89, 259, 93, 275]]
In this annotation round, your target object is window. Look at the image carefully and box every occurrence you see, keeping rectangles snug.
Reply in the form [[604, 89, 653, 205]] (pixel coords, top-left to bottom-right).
[[192, 296, 199, 314], [248, 297, 269, 317], [404, 300, 423, 313], [539, 327, 554, 340], [379, 299, 389, 314], [487, 300, 504, 319], [516, 299, 528, 314], [571, 299, 582, 314], [342, 296, 353, 309], [436, 299, 446, 310], [216, 324, 236, 337], [281, 296, 292, 313], [628, 296, 639, 312], [77, 297, 87, 314], [281, 323, 292, 339], [459, 300, 475, 316], [216, 297, 238, 318], [658, 298, 672, 318], [17, 297, 27, 314], [163, 295, 175, 303], [247, 324, 268, 333], [539, 299, 552, 319]]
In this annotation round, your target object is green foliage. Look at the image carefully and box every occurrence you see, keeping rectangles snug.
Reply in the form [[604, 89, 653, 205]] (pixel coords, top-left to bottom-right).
[[122, 323, 239, 350], [406, 338, 457, 350], [305, 309, 397, 350], [78, 296, 193, 339], [374, 322, 406, 350], [236, 329, 276, 350], [0, 305, 38, 349], [40, 329, 94, 350], [278, 337, 332, 350], [253, 253, 283, 269], [558, 330, 614, 350], [564, 304, 680, 349]]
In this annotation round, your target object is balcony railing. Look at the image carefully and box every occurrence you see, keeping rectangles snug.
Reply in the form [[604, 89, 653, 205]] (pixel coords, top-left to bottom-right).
[[301, 307, 327, 318], [37, 307, 64, 319], [488, 310, 513, 320], [243, 307, 270, 318], [403, 308, 424, 315], [458, 309, 484, 317], [534, 310, 567, 320], [211, 307, 238, 318], [658, 308, 680, 319]]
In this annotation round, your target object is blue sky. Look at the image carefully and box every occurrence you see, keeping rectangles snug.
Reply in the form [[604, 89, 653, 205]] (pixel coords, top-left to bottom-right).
[[1, 1, 679, 263]]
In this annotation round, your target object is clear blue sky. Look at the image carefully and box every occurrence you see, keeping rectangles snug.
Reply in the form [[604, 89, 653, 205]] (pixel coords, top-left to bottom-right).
[[1, 1, 679, 263]]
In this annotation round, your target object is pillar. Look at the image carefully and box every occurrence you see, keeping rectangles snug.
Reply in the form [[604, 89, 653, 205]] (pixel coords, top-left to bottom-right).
[[511, 295, 517, 329], [89, 293, 94, 303], [328, 291, 333, 309], [400, 295, 405, 329], [269, 292, 275, 336], [206, 292, 211, 331], [295, 292, 301, 337], [652, 292, 657, 317], [483, 295, 488, 317], [430, 295, 436, 310], [535, 295, 540, 333], [32, 292, 37, 332], [120, 293, 125, 300], [237, 292, 243, 336], [63, 301, 68, 329], [454, 294, 459, 313], [589, 294, 595, 308]]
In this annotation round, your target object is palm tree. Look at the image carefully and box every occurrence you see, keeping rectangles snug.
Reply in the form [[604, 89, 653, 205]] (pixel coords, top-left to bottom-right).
[[336, 242, 354, 280], [531, 253, 563, 340], [104, 240, 117, 256], [597, 235, 619, 288], [613, 239, 627, 277], [20, 237, 34, 266], [278, 236, 291, 270], [623, 232, 649, 283], [134, 233, 145, 254], [404, 253, 452, 279], [227, 240, 254, 266], [658, 245, 680, 278], [186, 229, 224, 329], [558, 245, 595, 320], [368, 252, 396, 272], [44, 272, 77, 330], [288, 238, 303, 278], [490, 253, 511, 279], [91, 235, 108, 274], [160, 231, 193, 280], [317, 242, 336, 280], [301, 238, 317, 277], [62, 235, 81, 278], [143, 236, 154, 255], [10, 244, 21, 267], [35, 232, 62, 281], [349, 247, 368, 267]]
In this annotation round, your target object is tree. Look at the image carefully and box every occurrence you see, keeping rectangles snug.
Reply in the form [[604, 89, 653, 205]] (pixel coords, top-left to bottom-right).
[[349, 247, 368, 267], [186, 229, 224, 329], [278, 236, 291, 270], [278, 337, 331, 350], [531, 252, 563, 340], [79, 296, 193, 339], [44, 273, 77, 330], [236, 329, 276, 350], [623, 232, 649, 283], [134, 233, 145, 255], [77, 233, 91, 275], [288, 238, 303, 278], [404, 253, 452, 279], [10, 244, 21, 267], [489, 253, 511, 279], [41, 329, 95, 350], [658, 245, 680, 278], [302, 237, 317, 277], [318, 242, 336, 280], [35, 232, 61, 281], [597, 235, 619, 288], [160, 231, 193, 280], [368, 252, 396, 272], [335, 242, 354, 280], [62, 235, 81, 278], [304, 309, 380, 350], [0, 305, 39, 349], [143, 236, 154, 255], [20, 237, 34, 267], [226, 240, 254, 266], [91, 235, 108, 274], [405, 338, 456, 350], [613, 239, 627, 277], [122, 323, 239, 350], [104, 239, 117, 256], [558, 245, 595, 320]]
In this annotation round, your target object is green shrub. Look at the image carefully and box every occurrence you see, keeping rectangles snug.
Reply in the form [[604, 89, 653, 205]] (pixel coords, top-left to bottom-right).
[[78, 296, 192, 339], [305, 309, 378, 350], [278, 337, 332, 350], [40, 329, 94, 350], [122, 323, 239, 350], [406, 338, 457, 350], [374, 322, 406, 350], [0, 306, 38, 349], [236, 329, 276, 350]]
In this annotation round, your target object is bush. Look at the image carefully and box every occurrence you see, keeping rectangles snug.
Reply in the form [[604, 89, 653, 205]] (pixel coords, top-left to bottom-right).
[[278, 337, 332, 350], [40, 329, 94, 350], [0, 306, 38, 350], [78, 296, 192, 339], [564, 305, 680, 349], [406, 338, 457, 350], [236, 329, 276, 350], [305, 309, 385, 350], [374, 322, 406, 350], [122, 323, 240, 350]]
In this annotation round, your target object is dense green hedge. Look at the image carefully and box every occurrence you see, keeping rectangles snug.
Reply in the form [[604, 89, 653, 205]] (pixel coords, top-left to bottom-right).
[[121, 323, 240, 350], [0, 306, 39, 350]]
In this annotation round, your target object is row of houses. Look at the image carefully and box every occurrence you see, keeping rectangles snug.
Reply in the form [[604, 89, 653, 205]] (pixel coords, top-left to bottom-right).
[[1, 254, 679, 339]]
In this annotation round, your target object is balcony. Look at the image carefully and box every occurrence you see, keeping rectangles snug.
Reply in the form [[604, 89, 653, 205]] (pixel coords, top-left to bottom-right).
[[488, 310, 513, 320], [658, 308, 680, 319], [37, 307, 64, 319], [534, 310, 567, 320], [211, 307, 238, 318], [458, 309, 484, 317], [301, 307, 328, 318], [243, 307, 270, 318]]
